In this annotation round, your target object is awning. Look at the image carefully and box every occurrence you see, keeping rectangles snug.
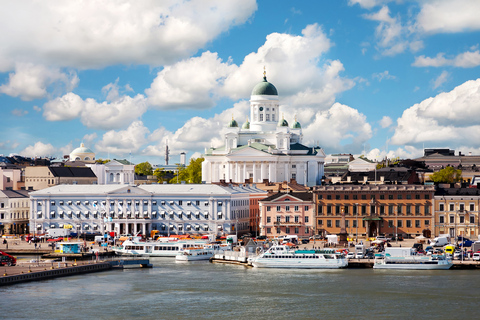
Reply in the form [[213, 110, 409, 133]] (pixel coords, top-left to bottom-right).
[[50, 224, 55, 228], [217, 225, 222, 229], [59, 224, 64, 228], [37, 224, 42, 228], [362, 217, 382, 221]]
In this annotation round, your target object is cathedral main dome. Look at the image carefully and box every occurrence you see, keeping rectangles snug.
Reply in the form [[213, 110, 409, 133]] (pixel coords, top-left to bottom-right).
[[251, 76, 278, 96]]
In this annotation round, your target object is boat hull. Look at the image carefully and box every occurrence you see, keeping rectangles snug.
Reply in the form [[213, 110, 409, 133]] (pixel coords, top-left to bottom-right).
[[252, 259, 348, 269], [373, 259, 453, 270]]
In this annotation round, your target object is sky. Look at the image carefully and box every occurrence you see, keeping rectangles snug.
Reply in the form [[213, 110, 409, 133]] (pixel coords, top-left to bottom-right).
[[1, 0, 480, 165]]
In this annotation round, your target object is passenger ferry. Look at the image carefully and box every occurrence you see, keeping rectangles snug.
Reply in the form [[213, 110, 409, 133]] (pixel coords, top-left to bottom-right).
[[114, 239, 209, 257], [373, 247, 453, 270], [250, 245, 348, 269]]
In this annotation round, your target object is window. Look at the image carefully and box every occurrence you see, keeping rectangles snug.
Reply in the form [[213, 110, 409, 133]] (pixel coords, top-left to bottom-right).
[[460, 215, 465, 224], [388, 195, 393, 200], [379, 205, 385, 215], [406, 194, 411, 200], [335, 195, 340, 200], [304, 206, 309, 211], [388, 220, 393, 227], [460, 204, 465, 212], [285, 216, 290, 223], [470, 203, 475, 211], [352, 220, 357, 227], [267, 206, 271, 212], [318, 195, 323, 200], [397, 195, 402, 200], [327, 195, 332, 200], [292, 164, 296, 168], [286, 206, 290, 212], [327, 205, 332, 214], [335, 220, 340, 228], [327, 220, 332, 227], [379, 195, 385, 200], [344, 206, 349, 214], [397, 220, 403, 228], [449, 204, 454, 211], [425, 205, 429, 214], [318, 206, 323, 214], [353, 195, 358, 200], [397, 205, 402, 214], [276, 216, 281, 223], [352, 205, 357, 215], [305, 216, 309, 223], [361, 195, 367, 200], [294, 216, 299, 223], [345, 220, 349, 228], [406, 220, 412, 228], [415, 194, 420, 199], [439, 203, 445, 211], [344, 195, 349, 200], [449, 215, 454, 223], [415, 220, 420, 228], [267, 217, 271, 223], [425, 195, 430, 199], [266, 228, 271, 234], [470, 215, 475, 224], [335, 205, 340, 214], [277, 206, 281, 212], [285, 227, 290, 233], [361, 205, 366, 214], [406, 205, 411, 215], [318, 219, 323, 225], [276, 228, 281, 234], [415, 205, 420, 214], [294, 206, 299, 211], [439, 215, 445, 224]]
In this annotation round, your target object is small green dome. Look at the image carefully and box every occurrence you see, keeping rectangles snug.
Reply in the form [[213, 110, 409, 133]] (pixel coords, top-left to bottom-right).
[[278, 118, 289, 127], [228, 117, 238, 128], [251, 76, 278, 96], [292, 120, 301, 129], [242, 118, 250, 129]]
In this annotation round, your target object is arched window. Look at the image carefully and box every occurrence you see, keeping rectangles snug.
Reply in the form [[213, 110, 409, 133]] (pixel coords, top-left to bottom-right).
[[110, 173, 114, 182]]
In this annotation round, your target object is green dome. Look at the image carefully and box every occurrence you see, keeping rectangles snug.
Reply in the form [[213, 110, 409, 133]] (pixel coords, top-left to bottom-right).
[[292, 121, 301, 129], [278, 118, 289, 127], [251, 76, 278, 96], [242, 118, 250, 129], [228, 118, 238, 128]]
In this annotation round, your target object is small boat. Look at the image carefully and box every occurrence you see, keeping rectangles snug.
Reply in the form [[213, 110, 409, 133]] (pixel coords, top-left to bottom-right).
[[250, 245, 348, 269], [175, 243, 230, 261], [373, 247, 453, 270]]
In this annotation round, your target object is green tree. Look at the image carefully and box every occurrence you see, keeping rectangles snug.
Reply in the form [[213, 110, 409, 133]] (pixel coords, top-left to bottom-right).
[[170, 157, 204, 184], [153, 168, 168, 182], [95, 158, 110, 164], [430, 166, 462, 183], [135, 161, 153, 176]]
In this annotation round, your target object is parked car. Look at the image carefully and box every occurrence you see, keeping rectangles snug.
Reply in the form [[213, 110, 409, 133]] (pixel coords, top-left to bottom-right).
[[355, 252, 365, 259], [425, 246, 433, 253], [454, 251, 462, 260], [346, 252, 355, 259], [376, 235, 387, 242], [365, 251, 375, 259], [433, 248, 444, 254], [301, 239, 310, 244], [472, 252, 480, 261]]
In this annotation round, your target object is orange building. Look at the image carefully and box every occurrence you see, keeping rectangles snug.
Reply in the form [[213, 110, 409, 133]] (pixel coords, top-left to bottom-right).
[[313, 185, 435, 241]]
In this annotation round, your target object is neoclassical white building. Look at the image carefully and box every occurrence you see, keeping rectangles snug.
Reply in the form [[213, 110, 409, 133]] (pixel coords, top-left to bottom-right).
[[69, 143, 95, 162], [202, 73, 325, 187], [87, 159, 135, 185], [29, 184, 267, 237]]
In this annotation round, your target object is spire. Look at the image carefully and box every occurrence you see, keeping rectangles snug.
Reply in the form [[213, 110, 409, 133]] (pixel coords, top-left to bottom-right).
[[263, 65, 267, 81]]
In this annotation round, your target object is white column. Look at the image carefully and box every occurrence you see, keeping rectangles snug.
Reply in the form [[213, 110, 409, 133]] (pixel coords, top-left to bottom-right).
[[225, 162, 230, 182], [260, 162, 265, 182], [272, 162, 277, 182], [304, 161, 308, 186], [243, 162, 247, 182], [285, 163, 289, 181], [253, 162, 257, 183], [268, 162, 273, 183], [296, 162, 300, 182]]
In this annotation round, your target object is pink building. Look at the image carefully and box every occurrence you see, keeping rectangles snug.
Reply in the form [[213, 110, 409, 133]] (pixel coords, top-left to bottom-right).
[[259, 192, 315, 238]]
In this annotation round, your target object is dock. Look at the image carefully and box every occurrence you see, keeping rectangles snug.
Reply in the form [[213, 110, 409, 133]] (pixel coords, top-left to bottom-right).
[[0, 258, 151, 286]]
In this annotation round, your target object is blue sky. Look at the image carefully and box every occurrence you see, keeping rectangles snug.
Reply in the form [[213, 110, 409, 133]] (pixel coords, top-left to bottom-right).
[[1, 0, 480, 165]]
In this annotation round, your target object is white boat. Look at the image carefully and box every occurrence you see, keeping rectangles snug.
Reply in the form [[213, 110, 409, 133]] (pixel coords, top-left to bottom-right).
[[373, 247, 453, 270], [250, 245, 348, 269], [113, 239, 210, 257], [175, 243, 231, 261], [373, 254, 453, 269]]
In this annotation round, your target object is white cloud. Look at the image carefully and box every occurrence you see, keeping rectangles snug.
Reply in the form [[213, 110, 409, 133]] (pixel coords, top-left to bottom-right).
[[391, 79, 480, 148], [432, 71, 449, 90], [146, 24, 353, 112], [379, 116, 392, 128], [0, 0, 257, 71], [413, 50, 480, 68], [146, 51, 236, 109], [82, 133, 98, 145], [365, 146, 423, 162], [372, 70, 396, 82], [416, 0, 480, 34], [11, 108, 28, 117], [95, 121, 150, 155], [43, 92, 148, 130], [20, 141, 57, 158], [348, 0, 394, 9], [33, 105, 41, 112], [0, 63, 78, 100]]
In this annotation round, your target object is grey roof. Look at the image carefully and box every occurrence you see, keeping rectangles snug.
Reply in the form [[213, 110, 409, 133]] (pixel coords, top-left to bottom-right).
[[260, 192, 313, 202], [49, 166, 96, 178], [0, 189, 30, 198]]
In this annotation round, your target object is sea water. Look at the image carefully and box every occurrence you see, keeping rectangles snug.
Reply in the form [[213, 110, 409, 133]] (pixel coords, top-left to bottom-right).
[[1, 258, 479, 319]]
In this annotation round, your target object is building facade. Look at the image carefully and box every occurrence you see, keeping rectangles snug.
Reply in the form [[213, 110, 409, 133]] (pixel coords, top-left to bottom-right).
[[0, 190, 30, 235], [258, 192, 315, 238], [87, 159, 135, 185], [25, 166, 97, 190], [434, 187, 480, 240], [202, 73, 325, 187], [29, 184, 266, 237], [313, 185, 435, 240]]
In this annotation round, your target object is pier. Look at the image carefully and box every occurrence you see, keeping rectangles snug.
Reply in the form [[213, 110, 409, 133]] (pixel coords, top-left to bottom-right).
[[0, 258, 151, 286]]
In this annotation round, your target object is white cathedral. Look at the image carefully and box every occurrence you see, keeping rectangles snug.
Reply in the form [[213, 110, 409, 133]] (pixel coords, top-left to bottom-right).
[[202, 72, 325, 187]]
